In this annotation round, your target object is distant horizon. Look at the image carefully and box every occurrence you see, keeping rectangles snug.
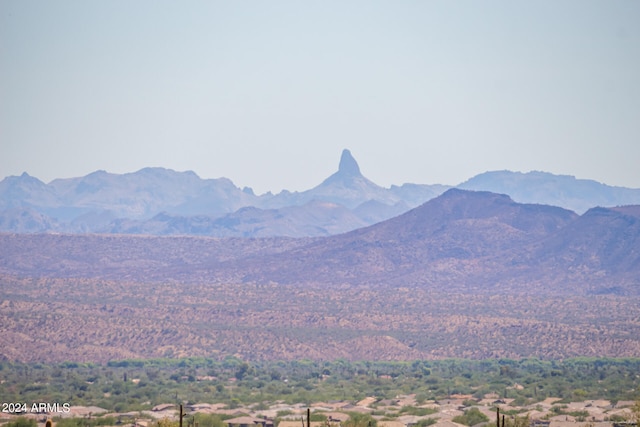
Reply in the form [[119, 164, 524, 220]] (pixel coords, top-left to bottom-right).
[[5, 150, 640, 193], [2, 1, 639, 193], [5, 152, 640, 195]]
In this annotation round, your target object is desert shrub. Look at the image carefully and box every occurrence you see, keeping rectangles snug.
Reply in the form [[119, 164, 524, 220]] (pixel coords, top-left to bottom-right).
[[452, 408, 489, 426]]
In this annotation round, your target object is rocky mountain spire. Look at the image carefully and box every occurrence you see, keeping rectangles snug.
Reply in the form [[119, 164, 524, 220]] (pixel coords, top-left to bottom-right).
[[338, 149, 361, 177]]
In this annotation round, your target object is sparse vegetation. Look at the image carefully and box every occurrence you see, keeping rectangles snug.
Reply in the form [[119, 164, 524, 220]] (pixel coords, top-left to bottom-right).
[[452, 407, 489, 426], [3, 418, 37, 427], [398, 407, 438, 417], [53, 418, 120, 427], [0, 358, 639, 413], [342, 413, 377, 427], [502, 415, 530, 427], [2, 274, 640, 363]]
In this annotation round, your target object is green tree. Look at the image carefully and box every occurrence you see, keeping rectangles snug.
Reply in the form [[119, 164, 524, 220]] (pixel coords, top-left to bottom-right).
[[452, 408, 489, 426], [629, 399, 640, 425], [343, 413, 377, 427], [235, 362, 254, 380], [193, 414, 225, 427], [503, 415, 530, 427], [157, 418, 179, 427]]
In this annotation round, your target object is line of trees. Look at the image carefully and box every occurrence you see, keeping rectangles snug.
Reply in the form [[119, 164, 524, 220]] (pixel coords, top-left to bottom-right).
[[1, 358, 639, 414]]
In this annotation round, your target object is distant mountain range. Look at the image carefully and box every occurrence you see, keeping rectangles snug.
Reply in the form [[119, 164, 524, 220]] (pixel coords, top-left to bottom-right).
[[1, 149, 640, 237], [2, 188, 639, 296], [459, 170, 640, 215]]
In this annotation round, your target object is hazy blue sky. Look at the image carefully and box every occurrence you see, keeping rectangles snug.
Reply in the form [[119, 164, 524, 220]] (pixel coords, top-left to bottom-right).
[[2, 1, 639, 194]]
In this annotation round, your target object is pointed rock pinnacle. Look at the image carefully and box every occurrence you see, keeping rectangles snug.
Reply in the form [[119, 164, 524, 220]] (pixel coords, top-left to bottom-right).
[[338, 149, 361, 177]]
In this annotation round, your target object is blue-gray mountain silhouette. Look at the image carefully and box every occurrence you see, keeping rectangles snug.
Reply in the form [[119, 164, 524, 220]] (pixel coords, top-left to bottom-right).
[[1, 150, 639, 236]]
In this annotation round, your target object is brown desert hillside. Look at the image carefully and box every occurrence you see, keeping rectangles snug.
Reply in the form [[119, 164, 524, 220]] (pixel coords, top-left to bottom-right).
[[1, 189, 640, 362], [1, 189, 638, 294]]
